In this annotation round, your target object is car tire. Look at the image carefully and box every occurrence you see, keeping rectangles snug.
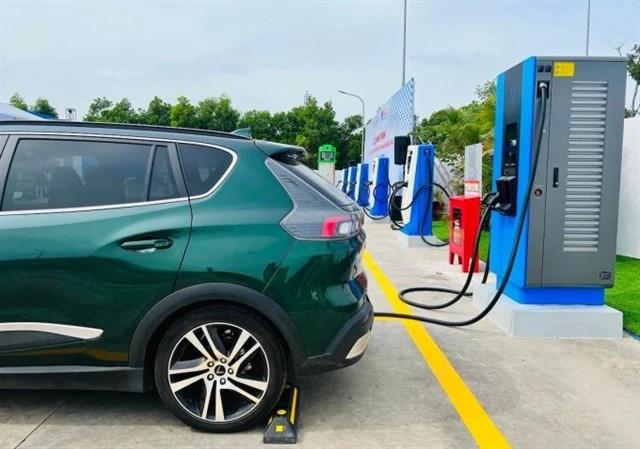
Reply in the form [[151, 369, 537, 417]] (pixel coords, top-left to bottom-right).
[[154, 305, 286, 432]]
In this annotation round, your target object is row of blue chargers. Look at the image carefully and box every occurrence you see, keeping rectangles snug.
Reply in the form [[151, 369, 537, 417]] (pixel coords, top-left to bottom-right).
[[348, 157, 390, 217], [341, 166, 359, 199], [339, 166, 359, 199]]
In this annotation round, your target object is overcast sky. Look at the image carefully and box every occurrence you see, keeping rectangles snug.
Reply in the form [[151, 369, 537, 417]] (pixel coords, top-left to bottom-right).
[[1, 0, 638, 122]]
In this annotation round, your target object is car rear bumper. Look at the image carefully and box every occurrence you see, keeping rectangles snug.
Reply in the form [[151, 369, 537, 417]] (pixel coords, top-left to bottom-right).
[[296, 296, 374, 376]]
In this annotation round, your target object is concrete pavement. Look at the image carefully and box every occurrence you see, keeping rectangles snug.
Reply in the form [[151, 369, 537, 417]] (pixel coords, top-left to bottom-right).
[[1, 223, 638, 448]]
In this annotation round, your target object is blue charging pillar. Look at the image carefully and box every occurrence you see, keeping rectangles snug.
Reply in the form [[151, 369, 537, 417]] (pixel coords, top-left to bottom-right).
[[340, 169, 349, 194], [371, 157, 389, 216], [475, 56, 627, 338], [491, 56, 605, 305], [355, 163, 369, 207], [401, 144, 435, 237], [347, 166, 358, 199]]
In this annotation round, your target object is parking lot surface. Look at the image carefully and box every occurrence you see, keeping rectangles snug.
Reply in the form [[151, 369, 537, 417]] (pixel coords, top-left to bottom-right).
[[2, 224, 639, 449]]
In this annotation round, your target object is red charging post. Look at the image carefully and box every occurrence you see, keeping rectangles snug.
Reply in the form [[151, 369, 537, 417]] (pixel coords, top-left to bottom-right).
[[449, 195, 481, 273]]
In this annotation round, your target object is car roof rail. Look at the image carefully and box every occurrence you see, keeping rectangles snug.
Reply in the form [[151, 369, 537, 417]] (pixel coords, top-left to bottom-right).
[[2, 120, 252, 140]]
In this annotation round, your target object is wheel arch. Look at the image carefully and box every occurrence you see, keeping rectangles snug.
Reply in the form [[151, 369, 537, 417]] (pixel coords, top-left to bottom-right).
[[129, 283, 306, 380]]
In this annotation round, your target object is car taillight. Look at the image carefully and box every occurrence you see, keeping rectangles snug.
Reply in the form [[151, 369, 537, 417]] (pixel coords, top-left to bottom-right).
[[321, 214, 362, 238], [266, 158, 363, 240]]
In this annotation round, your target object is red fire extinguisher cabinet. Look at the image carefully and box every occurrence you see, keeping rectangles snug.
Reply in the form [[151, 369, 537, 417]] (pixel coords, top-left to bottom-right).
[[449, 195, 481, 273]]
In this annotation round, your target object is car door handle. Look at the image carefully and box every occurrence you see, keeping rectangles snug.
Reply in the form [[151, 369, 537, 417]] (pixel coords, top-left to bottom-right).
[[120, 239, 173, 251]]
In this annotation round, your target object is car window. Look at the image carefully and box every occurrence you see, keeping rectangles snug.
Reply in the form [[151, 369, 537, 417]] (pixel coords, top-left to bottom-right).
[[179, 143, 233, 196], [149, 146, 179, 201], [2, 139, 151, 211]]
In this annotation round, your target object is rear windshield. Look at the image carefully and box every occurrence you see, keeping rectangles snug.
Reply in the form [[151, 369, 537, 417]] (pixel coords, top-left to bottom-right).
[[273, 156, 355, 207]]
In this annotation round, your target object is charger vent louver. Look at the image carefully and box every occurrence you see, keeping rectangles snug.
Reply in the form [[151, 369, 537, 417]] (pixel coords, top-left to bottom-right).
[[562, 80, 607, 252]]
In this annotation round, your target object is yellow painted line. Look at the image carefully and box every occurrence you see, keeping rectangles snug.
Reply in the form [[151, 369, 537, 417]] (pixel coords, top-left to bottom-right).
[[289, 386, 298, 424], [364, 250, 510, 449]]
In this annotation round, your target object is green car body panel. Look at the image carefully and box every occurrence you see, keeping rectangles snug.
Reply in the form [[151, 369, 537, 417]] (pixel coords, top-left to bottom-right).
[[0, 123, 369, 382], [0, 200, 191, 366]]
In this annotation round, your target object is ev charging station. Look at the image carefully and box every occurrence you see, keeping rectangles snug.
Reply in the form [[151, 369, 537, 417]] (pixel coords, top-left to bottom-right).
[[340, 168, 349, 194], [370, 156, 390, 218], [347, 165, 358, 199], [355, 163, 369, 207], [474, 56, 628, 338], [397, 144, 437, 247], [317, 144, 336, 185]]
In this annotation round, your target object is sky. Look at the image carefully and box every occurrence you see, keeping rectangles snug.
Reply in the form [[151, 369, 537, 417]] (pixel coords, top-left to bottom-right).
[[1, 0, 638, 122]]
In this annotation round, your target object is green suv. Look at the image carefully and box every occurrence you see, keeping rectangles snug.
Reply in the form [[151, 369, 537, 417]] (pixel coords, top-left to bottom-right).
[[0, 121, 372, 432]]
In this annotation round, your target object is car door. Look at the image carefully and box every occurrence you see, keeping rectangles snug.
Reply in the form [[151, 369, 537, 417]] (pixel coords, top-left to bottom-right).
[[0, 134, 191, 366]]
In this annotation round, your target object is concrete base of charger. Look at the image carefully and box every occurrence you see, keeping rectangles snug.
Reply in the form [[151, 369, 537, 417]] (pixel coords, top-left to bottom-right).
[[364, 215, 390, 224], [472, 283, 623, 338], [397, 233, 445, 248]]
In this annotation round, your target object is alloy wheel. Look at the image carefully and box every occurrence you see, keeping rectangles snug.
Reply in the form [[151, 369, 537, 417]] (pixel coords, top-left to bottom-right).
[[167, 322, 270, 423]]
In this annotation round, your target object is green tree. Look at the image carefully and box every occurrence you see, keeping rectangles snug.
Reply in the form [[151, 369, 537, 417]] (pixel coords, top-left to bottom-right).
[[83, 97, 140, 123], [238, 110, 275, 140], [196, 95, 240, 131], [142, 96, 172, 126], [170, 96, 198, 128], [416, 80, 496, 194], [31, 97, 58, 118], [287, 94, 341, 168], [74, 92, 371, 172], [9, 93, 28, 111], [105, 98, 140, 123], [626, 44, 640, 117], [336, 114, 363, 169], [240, 96, 362, 169], [84, 97, 113, 121], [270, 111, 296, 142]]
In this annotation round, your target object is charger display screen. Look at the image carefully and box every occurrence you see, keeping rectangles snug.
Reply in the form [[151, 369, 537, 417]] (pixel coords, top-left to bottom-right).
[[503, 122, 519, 176]]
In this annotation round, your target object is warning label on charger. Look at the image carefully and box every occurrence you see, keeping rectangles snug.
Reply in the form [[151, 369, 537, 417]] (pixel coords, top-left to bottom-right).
[[554, 62, 575, 77]]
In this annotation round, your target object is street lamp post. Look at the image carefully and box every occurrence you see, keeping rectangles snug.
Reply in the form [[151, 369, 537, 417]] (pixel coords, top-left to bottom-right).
[[585, 0, 591, 56], [338, 90, 366, 163], [402, 0, 407, 85]]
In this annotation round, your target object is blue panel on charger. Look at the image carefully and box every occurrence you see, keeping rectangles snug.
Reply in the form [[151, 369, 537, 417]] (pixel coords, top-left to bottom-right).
[[356, 163, 369, 207], [498, 276, 605, 305], [347, 166, 358, 199], [401, 144, 435, 237], [490, 72, 507, 282], [371, 157, 390, 216], [341, 169, 349, 193]]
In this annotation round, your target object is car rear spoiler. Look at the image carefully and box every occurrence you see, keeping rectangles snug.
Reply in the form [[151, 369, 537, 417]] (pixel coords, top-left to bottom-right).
[[231, 127, 253, 138], [254, 140, 307, 159]]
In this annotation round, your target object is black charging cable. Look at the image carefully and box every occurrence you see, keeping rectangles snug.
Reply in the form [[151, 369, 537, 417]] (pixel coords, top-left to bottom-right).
[[397, 192, 498, 310], [388, 177, 453, 246], [418, 157, 453, 247], [347, 180, 357, 198], [374, 82, 549, 327], [417, 181, 451, 247], [362, 181, 395, 221]]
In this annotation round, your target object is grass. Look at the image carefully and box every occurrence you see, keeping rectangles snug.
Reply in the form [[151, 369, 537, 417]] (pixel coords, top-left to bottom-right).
[[431, 218, 640, 335], [605, 256, 640, 336]]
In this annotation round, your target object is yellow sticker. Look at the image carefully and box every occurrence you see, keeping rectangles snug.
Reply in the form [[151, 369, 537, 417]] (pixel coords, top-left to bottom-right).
[[275, 425, 285, 433], [554, 62, 575, 77]]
